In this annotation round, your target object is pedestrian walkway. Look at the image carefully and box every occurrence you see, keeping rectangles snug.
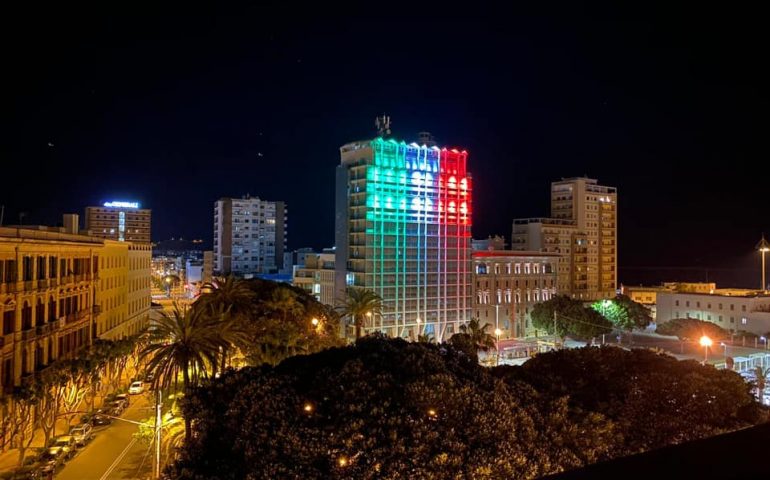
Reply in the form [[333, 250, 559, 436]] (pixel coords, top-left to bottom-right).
[[0, 417, 73, 473]]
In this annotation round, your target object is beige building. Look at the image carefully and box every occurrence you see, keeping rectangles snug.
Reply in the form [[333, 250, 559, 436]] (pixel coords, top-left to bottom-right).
[[472, 251, 559, 338], [1, 220, 152, 392], [85, 202, 152, 243], [512, 177, 617, 301], [1, 227, 100, 391], [293, 250, 336, 306]]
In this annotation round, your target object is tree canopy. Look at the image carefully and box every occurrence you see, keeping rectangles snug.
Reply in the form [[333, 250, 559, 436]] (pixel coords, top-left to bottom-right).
[[592, 295, 652, 331], [496, 346, 767, 453], [172, 338, 618, 479], [531, 295, 613, 340], [169, 338, 766, 479], [655, 317, 730, 341]]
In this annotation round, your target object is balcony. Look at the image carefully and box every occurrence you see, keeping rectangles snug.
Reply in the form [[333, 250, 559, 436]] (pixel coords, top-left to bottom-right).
[[36, 324, 50, 336], [50, 319, 60, 331], [49, 278, 58, 288], [93, 304, 101, 315], [37, 279, 49, 289], [21, 328, 36, 341], [24, 280, 35, 291]]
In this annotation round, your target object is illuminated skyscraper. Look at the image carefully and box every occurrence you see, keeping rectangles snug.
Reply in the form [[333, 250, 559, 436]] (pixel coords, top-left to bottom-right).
[[85, 201, 151, 243], [335, 135, 473, 341]]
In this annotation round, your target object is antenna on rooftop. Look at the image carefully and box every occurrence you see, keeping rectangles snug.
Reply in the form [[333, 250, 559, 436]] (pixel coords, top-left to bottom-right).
[[375, 115, 392, 137]]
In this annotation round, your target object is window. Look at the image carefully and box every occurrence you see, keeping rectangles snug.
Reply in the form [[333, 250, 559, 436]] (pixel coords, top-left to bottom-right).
[[514, 263, 521, 274], [741, 317, 748, 325], [675, 300, 679, 306], [686, 301, 690, 307], [730, 304, 734, 311]]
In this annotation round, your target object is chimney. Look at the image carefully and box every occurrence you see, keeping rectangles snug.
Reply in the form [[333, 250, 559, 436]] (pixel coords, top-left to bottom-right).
[[62, 214, 79, 235]]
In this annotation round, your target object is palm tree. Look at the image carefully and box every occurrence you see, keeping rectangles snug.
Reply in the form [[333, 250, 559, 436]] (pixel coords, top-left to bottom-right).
[[417, 333, 435, 344], [196, 277, 255, 372], [337, 287, 383, 339], [141, 304, 226, 440], [197, 276, 255, 322], [459, 318, 497, 353], [264, 287, 304, 323]]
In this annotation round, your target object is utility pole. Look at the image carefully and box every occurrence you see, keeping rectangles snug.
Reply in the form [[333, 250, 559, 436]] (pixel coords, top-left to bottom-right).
[[155, 389, 162, 479]]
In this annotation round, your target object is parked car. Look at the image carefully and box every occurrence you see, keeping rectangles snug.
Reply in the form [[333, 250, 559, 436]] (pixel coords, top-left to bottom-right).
[[116, 393, 131, 406], [39, 446, 67, 474], [52, 435, 77, 458], [91, 409, 113, 425], [69, 423, 93, 446], [110, 400, 127, 416], [129, 381, 145, 395]]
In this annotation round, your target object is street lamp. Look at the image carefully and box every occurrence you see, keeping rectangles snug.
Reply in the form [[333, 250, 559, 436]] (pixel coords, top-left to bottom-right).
[[416, 317, 422, 338], [365, 311, 372, 333], [494, 328, 502, 366], [758, 234, 770, 291], [311, 317, 319, 327], [700, 335, 712, 364], [720, 341, 728, 358]]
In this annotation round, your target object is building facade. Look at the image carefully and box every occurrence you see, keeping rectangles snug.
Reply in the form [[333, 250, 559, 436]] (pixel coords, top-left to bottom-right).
[[85, 201, 152, 243], [335, 136, 473, 341], [213, 196, 287, 276], [512, 177, 616, 301], [293, 250, 336, 306], [1, 227, 100, 391], [656, 290, 770, 336], [622, 283, 716, 321], [472, 251, 559, 338]]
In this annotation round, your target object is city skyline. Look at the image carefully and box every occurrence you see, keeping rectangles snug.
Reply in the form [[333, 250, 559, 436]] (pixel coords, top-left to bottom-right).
[[3, 6, 767, 287]]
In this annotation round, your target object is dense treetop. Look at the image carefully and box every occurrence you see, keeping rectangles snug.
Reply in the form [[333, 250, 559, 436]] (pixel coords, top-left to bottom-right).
[[170, 338, 766, 479]]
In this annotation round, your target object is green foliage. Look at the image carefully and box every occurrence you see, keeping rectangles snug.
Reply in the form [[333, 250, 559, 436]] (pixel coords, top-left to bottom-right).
[[656, 318, 729, 341], [171, 338, 619, 479], [498, 346, 767, 453], [532, 295, 613, 340], [336, 287, 383, 339], [592, 295, 652, 331], [448, 318, 496, 358]]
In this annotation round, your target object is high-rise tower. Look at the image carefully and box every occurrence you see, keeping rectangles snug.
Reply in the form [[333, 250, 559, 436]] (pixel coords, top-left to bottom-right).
[[335, 132, 473, 341]]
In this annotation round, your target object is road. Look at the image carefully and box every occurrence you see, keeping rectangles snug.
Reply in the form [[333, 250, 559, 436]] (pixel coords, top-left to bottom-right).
[[57, 393, 155, 480]]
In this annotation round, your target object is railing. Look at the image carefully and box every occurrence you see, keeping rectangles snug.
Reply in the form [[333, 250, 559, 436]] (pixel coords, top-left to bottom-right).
[[49, 278, 58, 288], [21, 328, 36, 341], [50, 319, 60, 331], [24, 280, 35, 291], [36, 324, 50, 336], [37, 279, 49, 289]]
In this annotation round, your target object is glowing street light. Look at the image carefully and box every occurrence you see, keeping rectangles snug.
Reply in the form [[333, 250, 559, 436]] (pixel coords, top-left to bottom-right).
[[494, 328, 502, 366], [699, 335, 712, 364], [303, 403, 314, 413], [337, 456, 349, 468], [311, 318, 319, 327]]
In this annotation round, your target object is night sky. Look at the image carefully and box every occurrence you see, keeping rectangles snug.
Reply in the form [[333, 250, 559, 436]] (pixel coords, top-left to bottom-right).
[[3, 5, 767, 287]]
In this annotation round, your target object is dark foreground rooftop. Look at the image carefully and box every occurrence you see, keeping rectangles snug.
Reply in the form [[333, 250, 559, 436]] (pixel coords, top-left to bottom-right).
[[549, 422, 770, 479]]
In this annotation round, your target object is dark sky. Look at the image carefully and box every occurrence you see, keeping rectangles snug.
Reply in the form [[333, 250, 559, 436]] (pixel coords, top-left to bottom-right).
[[2, 5, 767, 287]]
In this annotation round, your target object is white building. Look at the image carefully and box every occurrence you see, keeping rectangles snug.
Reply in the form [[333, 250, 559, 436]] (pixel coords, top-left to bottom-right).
[[213, 195, 287, 276], [657, 289, 770, 335]]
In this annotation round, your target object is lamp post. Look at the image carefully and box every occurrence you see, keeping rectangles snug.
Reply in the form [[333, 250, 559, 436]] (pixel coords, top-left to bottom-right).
[[416, 317, 422, 339], [699, 335, 712, 364], [720, 341, 727, 359], [494, 328, 502, 366], [758, 234, 770, 291]]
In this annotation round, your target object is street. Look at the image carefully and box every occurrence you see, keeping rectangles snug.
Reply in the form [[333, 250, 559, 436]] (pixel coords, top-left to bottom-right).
[[56, 394, 154, 480]]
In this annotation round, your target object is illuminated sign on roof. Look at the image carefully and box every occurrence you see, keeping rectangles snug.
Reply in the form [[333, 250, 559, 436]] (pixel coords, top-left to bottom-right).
[[103, 201, 140, 208]]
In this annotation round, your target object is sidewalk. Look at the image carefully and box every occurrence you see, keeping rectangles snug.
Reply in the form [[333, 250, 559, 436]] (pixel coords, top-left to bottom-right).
[[0, 416, 73, 473]]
